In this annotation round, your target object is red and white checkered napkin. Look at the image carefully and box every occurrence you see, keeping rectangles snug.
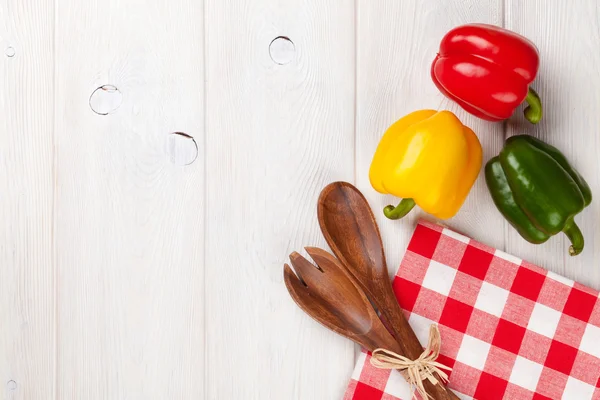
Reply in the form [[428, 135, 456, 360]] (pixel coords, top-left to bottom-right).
[[344, 220, 600, 400]]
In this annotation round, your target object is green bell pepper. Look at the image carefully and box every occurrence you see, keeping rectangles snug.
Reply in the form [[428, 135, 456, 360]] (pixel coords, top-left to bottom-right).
[[485, 135, 592, 256]]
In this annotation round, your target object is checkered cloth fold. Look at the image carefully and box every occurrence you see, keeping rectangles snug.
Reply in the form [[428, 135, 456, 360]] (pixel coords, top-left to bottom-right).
[[344, 220, 600, 400]]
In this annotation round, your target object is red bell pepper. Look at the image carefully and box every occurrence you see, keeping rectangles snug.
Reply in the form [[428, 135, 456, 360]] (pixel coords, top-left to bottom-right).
[[431, 24, 542, 124]]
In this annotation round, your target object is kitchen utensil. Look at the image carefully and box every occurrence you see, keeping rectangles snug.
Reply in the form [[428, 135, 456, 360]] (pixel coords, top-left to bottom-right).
[[318, 181, 458, 399], [284, 247, 457, 400]]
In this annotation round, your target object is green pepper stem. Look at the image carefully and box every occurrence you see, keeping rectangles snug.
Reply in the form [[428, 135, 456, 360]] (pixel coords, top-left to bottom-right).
[[563, 220, 584, 256], [383, 198, 416, 220], [524, 87, 542, 124]]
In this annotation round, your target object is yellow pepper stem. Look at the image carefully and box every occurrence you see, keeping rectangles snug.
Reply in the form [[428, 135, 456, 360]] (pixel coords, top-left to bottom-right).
[[383, 198, 416, 220]]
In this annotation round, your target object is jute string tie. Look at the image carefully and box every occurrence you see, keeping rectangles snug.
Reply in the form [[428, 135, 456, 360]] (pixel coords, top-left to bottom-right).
[[369, 324, 452, 400]]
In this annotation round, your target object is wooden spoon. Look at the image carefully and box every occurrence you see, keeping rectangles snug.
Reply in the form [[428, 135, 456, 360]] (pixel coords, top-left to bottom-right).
[[284, 247, 456, 400], [317, 181, 458, 399]]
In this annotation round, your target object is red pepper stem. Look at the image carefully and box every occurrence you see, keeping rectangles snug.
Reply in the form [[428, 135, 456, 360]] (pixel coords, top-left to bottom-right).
[[563, 220, 584, 256], [524, 87, 542, 124], [383, 198, 416, 220]]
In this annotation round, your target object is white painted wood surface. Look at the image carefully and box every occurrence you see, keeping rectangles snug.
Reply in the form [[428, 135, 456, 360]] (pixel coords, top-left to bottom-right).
[[356, 0, 506, 277], [504, 0, 600, 288], [204, 1, 355, 398], [54, 1, 205, 399], [0, 0, 599, 399], [0, 1, 54, 399]]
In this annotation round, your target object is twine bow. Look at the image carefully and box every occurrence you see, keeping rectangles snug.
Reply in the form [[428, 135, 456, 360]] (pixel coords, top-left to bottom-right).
[[369, 324, 452, 400]]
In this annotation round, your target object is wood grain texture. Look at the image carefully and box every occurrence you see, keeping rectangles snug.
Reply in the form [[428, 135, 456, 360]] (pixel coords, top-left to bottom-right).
[[0, 1, 55, 399], [317, 182, 459, 400], [54, 0, 205, 398], [0, 1, 600, 398], [356, 0, 506, 277], [204, 0, 355, 398], [505, 0, 600, 289]]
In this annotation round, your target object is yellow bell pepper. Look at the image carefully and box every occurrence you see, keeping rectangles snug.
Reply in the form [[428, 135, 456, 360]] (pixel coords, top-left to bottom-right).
[[369, 110, 482, 220]]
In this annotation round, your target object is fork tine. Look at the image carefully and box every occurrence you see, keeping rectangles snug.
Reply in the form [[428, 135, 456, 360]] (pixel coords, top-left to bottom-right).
[[305, 247, 341, 271], [284, 263, 314, 311], [283, 263, 305, 288], [289, 251, 323, 288], [284, 260, 307, 287]]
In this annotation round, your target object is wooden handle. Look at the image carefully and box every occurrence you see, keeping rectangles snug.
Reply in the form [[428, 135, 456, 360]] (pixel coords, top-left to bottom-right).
[[378, 287, 459, 400]]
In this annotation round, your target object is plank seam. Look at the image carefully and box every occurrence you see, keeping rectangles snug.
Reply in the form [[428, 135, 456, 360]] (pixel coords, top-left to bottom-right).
[[202, 0, 208, 398], [52, 0, 58, 397]]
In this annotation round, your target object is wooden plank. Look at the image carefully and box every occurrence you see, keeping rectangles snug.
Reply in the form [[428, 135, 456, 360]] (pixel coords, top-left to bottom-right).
[[54, 1, 205, 398], [505, 0, 600, 289], [0, 1, 55, 398], [204, 0, 355, 398], [356, 0, 505, 275]]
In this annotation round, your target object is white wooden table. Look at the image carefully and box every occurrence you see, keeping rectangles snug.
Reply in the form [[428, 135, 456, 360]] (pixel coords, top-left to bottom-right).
[[1, 0, 599, 398]]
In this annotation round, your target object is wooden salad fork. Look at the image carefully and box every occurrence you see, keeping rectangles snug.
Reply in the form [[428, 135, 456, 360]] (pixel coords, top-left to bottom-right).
[[284, 247, 402, 350], [284, 247, 457, 400]]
